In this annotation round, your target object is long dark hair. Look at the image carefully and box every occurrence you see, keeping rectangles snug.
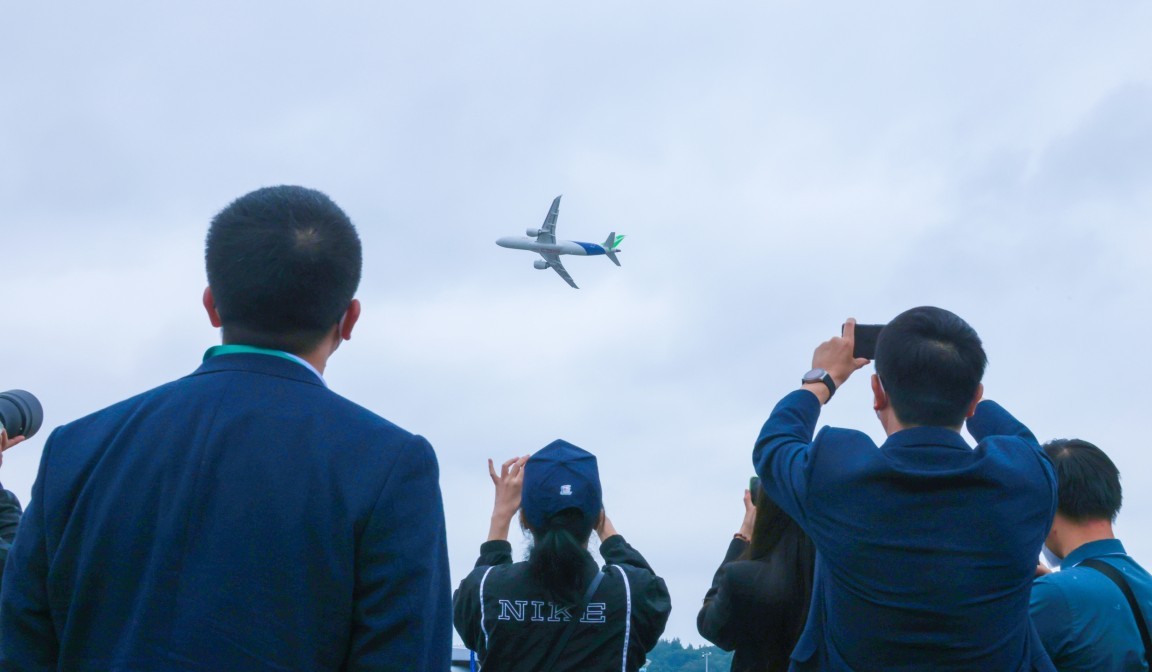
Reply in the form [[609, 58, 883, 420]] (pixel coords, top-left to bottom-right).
[[741, 488, 816, 670], [527, 508, 595, 604]]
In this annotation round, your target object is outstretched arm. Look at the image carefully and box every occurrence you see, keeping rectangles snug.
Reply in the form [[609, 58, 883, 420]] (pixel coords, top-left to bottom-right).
[[754, 319, 870, 523], [596, 524, 671, 666], [966, 400, 1039, 446], [698, 492, 754, 651], [453, 455, 527, 655], [486, 455, 528, 542]]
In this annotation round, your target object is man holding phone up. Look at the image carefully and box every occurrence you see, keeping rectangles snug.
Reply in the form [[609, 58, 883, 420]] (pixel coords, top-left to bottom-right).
[[753, 307, 1057, 671]]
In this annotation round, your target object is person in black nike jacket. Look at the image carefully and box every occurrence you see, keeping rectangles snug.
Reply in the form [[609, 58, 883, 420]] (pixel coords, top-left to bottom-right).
[[453, 440, 670, 672]]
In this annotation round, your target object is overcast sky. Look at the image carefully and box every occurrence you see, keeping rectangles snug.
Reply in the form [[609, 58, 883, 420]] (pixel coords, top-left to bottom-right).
[[3, 0, 1151, 645]]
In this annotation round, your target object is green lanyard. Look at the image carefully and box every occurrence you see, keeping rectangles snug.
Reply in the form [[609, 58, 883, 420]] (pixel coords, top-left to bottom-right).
[[203, 344, 325, 385], [203, 344, 301, 364]]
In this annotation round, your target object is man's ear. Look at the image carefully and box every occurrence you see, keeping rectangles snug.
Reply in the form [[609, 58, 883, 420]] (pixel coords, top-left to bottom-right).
[[339, 299, 361, 341], [1046, 513, 1067, 559], [202, 287, 223, 328], [965, 383, 984, 418], [871, 374, 888, 411]]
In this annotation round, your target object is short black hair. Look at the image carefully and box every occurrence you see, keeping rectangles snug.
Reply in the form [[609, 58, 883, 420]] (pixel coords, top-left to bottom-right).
[[874, 306, 987, 427], [205, 186, 362, 353], [1043, 439, 1122, 522]]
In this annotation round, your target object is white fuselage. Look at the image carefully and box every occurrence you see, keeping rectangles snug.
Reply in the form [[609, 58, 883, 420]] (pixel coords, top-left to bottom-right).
[[495, 237, 605, 257]]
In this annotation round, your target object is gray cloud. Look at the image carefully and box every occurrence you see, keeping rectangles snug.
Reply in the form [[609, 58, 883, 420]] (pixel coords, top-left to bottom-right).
[[3, 0, 1151, 645]]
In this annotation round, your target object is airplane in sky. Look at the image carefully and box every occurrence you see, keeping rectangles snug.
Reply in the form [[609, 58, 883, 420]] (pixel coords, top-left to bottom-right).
[[496, 195, 623, 289]]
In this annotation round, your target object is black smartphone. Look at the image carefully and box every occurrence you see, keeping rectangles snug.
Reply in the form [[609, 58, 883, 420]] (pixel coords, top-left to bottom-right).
[[749, 476, 761, 495], [844, 323, 885, 360]]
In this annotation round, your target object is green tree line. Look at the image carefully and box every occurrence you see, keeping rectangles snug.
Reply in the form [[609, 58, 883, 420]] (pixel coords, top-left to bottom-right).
[[642, 638, 733, 672]]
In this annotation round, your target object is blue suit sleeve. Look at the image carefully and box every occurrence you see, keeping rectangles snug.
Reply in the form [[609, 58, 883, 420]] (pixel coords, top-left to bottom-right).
[[1030, 576, 1073, 664], [345, 434, 451, 672], [966, 400, 1039, 446], [966, 400, 1057, 522], [0, 434, 59, 670], [752, 390, 823, 525]]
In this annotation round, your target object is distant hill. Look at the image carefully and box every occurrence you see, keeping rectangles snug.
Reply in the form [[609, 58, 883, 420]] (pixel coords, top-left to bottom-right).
[[643, 638, 733, 672]]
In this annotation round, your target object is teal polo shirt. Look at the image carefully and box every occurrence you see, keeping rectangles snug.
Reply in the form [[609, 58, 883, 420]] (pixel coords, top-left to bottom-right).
[[1031, 538, 1151, 671]]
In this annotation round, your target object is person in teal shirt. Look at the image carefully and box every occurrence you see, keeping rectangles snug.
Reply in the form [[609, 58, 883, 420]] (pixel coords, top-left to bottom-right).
[[1031, 438, 1151, 671]]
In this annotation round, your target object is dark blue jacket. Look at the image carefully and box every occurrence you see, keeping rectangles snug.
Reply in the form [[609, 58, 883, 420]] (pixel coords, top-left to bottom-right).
[[0, 353, 452, 671], [754, 391, 1057, 671]]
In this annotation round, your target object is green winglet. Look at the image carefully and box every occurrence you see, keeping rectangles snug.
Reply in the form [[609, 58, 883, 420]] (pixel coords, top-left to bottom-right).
[[613, 234, 626, 249]]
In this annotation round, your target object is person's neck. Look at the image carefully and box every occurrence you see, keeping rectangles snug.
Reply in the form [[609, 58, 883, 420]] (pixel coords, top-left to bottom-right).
[[1058, 519, 1115, 559], [295, 349, 329, 375], [219, 339, 334, 375], [880, 414, 962, 437]]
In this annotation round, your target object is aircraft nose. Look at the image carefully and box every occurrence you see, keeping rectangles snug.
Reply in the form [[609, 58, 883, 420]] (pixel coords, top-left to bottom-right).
[[495, 237, 513, 247]]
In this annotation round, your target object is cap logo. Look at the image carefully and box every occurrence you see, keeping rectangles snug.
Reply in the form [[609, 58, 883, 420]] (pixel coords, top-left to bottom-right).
[[560, 484, 572, 496]]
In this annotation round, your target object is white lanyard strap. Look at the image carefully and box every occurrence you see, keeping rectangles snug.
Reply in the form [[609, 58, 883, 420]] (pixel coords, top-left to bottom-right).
[[612, 565, 632, 672], [478, 565, 496, 660]]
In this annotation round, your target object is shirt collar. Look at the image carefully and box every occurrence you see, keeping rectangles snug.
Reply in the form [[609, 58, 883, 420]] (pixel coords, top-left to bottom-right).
[[1062, 538, 1127, 570], [203, 344, 326, 386]]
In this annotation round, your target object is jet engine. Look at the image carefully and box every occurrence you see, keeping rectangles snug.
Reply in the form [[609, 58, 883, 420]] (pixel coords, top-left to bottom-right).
[[533, 260, 549, 270], [525, 228, 542, 237]]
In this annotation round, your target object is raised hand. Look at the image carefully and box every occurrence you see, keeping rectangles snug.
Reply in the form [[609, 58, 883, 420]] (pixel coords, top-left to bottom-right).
[[0, 429, 26, 469], [811, 318, 872, 389], [738, 488, 757, 541], [487, 455, 529, 541]]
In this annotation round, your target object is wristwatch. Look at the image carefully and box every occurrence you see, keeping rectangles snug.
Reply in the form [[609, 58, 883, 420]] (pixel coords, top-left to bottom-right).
[[801, 368, 836, 398]]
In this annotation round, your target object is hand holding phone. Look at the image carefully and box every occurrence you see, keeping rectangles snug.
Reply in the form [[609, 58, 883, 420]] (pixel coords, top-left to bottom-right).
[[843, 323, 885, 360]]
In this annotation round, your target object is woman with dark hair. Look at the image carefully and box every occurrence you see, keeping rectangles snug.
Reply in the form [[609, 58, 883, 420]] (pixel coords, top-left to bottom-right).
[[454, 440, 670, 672], [697, 483, 816, 672]]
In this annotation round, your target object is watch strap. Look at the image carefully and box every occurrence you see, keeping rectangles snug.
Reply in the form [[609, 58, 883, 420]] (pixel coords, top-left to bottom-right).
[[802, 369, 836, 398]]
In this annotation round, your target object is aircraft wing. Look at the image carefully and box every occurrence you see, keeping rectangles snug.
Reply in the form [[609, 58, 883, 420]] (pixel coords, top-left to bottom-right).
[[536, 195, 561, 244], [540, 251, 578, 289]]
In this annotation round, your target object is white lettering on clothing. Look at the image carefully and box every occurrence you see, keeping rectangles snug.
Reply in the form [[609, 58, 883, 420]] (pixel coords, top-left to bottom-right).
[[547, 603, 573, 622], [490, 599, 607, 626], [497, 600, 528, 621], [580, 602, 606, 623]]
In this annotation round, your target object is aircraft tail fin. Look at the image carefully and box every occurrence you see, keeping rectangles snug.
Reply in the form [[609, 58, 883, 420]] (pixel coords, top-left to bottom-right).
[[603, 232, 624, 267]]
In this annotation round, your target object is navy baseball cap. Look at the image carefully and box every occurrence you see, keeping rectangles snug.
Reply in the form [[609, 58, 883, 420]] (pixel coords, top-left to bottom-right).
[[522, 439, 603, 531]]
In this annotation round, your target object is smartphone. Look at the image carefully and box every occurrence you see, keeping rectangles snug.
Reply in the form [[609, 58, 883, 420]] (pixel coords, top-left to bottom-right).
[[844, 323, 885, 360], [749, 476, 761, 495]]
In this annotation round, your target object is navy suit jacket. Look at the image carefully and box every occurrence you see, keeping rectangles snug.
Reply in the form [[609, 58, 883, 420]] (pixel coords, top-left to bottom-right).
[[0, 353, 452, 671], [754, 391, 1057, 671]]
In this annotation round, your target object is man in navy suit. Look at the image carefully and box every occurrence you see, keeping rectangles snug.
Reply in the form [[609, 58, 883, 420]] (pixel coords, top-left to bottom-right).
[[754, 307, 1057, 671], [0, 186, 452, 671]]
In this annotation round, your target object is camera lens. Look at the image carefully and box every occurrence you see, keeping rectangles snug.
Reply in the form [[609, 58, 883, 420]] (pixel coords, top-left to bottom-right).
[[0, 389, 44, 440]]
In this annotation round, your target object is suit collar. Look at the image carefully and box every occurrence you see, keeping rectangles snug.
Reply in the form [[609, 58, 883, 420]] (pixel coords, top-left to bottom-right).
[[191, 351, 327, 388], [881, 426, 971, 451]]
